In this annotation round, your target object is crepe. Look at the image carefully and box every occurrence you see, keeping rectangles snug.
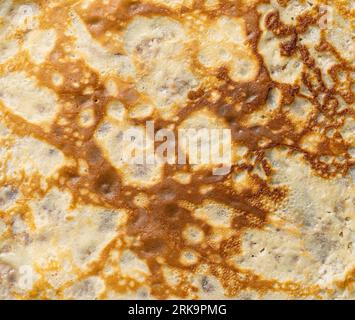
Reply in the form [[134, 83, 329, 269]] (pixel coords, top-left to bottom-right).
[[0, 0, 354, 300]]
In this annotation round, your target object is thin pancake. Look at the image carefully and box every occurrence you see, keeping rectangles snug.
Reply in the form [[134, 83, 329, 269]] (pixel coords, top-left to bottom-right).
[[0, 0, 354, 300]]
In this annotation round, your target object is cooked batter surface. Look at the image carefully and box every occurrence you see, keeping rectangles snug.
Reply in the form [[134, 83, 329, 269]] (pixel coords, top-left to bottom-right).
[[0, 0, 354, 299]]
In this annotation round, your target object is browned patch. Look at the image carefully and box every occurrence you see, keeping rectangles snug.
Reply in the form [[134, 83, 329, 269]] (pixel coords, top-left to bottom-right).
[[0, 0, 353, 300]]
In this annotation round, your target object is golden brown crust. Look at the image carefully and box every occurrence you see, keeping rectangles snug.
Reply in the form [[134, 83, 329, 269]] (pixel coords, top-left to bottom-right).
[[0, 0, 353, 299]]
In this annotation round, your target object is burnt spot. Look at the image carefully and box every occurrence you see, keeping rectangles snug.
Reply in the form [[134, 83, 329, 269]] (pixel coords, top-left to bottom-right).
[[94, 169, 120, 199]]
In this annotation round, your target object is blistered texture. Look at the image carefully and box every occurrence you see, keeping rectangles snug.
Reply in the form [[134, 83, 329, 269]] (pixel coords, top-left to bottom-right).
[[0, 0, 353, 300]]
